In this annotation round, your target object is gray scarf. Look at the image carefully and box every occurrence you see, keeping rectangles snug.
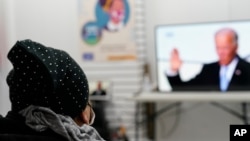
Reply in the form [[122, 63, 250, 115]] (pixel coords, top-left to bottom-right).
[[19, 105, 105, 141]]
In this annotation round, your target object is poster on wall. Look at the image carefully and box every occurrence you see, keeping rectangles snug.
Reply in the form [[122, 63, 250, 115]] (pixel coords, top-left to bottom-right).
[[78, 0, 137, 62]]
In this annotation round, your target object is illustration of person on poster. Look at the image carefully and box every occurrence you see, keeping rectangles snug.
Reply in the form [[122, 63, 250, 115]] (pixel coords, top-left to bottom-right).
[[100, 0, 126, 32]]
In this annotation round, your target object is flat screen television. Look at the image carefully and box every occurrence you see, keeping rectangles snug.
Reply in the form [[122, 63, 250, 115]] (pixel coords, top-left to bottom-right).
[[155, 20, 250, 92]]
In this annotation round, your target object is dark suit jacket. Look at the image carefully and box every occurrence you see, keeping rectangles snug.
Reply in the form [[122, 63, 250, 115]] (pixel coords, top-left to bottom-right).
[[91, 90, 106, 96], [167, 57, 250, 91]]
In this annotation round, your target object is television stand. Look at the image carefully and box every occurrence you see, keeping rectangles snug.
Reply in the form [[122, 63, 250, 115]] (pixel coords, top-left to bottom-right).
[[131, 91, 250, 141]]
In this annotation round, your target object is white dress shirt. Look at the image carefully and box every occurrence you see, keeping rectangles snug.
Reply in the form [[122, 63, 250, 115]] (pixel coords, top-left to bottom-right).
[[219, 57, 239, 85]]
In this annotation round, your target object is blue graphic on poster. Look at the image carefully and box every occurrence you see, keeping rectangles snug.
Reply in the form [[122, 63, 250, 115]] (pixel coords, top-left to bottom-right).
[[82, 22, 102, 45], [83, 52, 94, 60], [81, 0, 130, 45]]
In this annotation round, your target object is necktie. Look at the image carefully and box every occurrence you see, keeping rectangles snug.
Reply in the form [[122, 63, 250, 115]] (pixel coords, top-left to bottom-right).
[[220, 66, 229, 92]]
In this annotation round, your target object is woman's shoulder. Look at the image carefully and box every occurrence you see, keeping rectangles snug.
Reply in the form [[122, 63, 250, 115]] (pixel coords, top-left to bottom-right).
[[0, 111, 67, 141], [0, 111, 32, 134], [0, 134, 68, 141]]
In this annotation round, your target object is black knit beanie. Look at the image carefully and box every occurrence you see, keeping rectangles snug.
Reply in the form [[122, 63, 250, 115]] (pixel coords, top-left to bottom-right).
[[6, 39, 89, 118]]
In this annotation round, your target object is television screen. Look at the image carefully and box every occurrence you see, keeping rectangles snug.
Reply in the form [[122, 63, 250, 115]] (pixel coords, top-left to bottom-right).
[[155, 20, 250, 92]]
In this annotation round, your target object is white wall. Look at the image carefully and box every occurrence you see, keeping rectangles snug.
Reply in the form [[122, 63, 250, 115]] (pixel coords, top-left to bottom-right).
[[144, 0, 250, 141], [9, 0, 80, 61], [0, 0, 11, 116]]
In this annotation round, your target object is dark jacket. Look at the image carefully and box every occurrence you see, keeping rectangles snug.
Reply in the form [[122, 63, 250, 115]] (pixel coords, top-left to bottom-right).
[[0, 111, 67, 141], [167, 57, 250, 91]]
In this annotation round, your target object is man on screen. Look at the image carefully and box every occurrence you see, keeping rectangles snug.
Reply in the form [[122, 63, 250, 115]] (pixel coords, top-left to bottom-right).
[[91, 81, 107, 96], [166, 28, 250, 91]]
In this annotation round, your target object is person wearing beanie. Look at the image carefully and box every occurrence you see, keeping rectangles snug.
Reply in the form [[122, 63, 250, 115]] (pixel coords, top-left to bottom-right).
[[0, 39, 105, 141]]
